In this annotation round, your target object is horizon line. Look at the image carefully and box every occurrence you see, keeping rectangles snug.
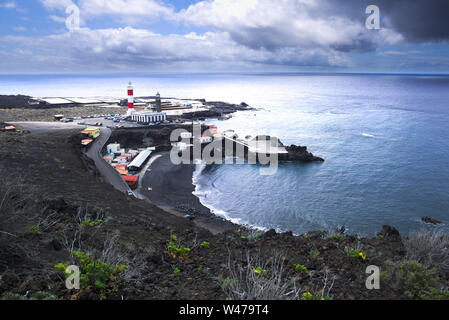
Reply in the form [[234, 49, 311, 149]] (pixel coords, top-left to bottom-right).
[[1, 71, 449, 77]]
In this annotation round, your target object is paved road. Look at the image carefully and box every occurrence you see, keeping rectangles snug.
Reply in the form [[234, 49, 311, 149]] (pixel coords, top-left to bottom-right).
[[85, 127, 130, 193], [9, 121, 83, 134]]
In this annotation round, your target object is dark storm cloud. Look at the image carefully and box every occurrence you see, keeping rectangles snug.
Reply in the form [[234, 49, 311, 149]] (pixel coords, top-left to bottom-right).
[[340, 0, 449, 43]]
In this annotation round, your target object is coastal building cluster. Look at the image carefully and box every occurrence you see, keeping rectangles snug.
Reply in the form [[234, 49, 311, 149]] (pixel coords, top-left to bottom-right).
[[104, 142, 155, 189], [172, 125, 224, 150]]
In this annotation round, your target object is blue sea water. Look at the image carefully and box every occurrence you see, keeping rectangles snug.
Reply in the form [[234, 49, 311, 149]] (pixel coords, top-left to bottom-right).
[[1, 73, 448, 236]]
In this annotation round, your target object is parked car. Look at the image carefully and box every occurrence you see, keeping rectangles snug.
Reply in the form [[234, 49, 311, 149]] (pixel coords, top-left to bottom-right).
[[126, 190, 133, 196]]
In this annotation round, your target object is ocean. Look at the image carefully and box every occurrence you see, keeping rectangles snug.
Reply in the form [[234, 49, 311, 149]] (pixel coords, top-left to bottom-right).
[[1, 73, 448, 236]]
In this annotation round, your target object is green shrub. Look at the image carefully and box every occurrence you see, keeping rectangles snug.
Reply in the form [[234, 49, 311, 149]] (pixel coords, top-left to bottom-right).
[[54, 251, 128, 291], [81, 219, 103, 227], [293, 264, 308, 273], [200, 241, 210, 248], [167, 235, 190, 258], [382, 260, 448, 300], [347, 249, 367, 261], [29, 291, 61, 300], [252, 267, 267, 275], [0, 292, 23, 300]]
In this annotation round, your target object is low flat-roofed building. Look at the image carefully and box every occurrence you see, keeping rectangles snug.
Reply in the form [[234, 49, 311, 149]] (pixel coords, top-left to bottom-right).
[[107, 144, 120, 154], [131, 112, 166, 123], [127, 148, 152, 171]]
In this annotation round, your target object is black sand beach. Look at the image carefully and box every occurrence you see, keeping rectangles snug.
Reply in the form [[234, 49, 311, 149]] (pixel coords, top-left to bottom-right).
[[139, 152, 238, 234]]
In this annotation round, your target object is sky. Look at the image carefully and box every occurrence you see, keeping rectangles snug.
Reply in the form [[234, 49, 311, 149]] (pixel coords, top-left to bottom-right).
[[0, 0, 448, 74]]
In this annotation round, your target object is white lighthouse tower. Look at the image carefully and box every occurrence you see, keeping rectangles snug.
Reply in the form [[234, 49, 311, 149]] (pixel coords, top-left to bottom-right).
[[127, 81, 135, 115]]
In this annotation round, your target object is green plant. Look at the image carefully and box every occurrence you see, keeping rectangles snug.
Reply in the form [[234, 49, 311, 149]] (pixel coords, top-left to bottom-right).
[[382, 260, 448, 300], [247, 231, 262, 242], [81, 219, 103, 227], [197, 265, 204, 272], [293, 264, 308, 273], [54, 263, 71, 276], [200, 241, 210, 248], [29, 291, 62, 300], [54, 251, 128, 291], [0, 292, 23, 300], [300, 292, 332, 300], [167, 235, 190, 258], [252, 267, 267, 275], [173, 267, 181, 275], [30, 225, 40, 234], [347, 249, 367, 261]]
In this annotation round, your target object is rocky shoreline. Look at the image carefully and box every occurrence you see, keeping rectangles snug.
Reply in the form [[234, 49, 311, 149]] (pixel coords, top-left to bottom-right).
[[106, 122, 325, 234]]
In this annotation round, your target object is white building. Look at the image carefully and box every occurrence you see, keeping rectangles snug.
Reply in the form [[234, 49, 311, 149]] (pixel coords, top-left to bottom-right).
[[107, 143, 120, 154], [128, 148, 153, 171], [131, 112, 167, 123]]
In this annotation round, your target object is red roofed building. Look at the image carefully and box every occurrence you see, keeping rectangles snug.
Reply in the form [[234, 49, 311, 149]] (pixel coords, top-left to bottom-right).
[[123, 175, 138, 182], [123, 175, 138, 189]]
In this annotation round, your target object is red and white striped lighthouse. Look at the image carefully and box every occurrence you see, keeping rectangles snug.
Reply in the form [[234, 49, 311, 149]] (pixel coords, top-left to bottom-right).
[[127, 81, 135, 115]]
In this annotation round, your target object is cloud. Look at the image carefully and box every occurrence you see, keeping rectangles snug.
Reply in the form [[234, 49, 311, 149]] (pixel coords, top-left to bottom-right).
[[7, 0, 447, 73], [175, 0, 401, 54], [39, 0, 174, 23], [333, 0, 449, 43], [13, 26, 27, 32], [0, 1, 17, 9], [39, 0, 74, 10], [2, 26, 352, 72]]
